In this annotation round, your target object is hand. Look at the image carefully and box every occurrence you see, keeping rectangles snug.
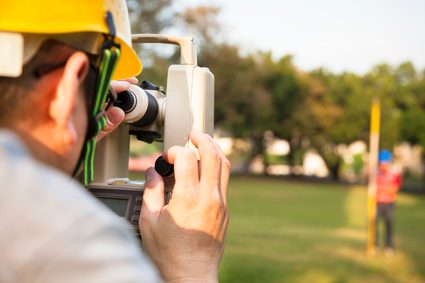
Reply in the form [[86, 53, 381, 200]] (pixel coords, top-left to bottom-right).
[[96, 77, 138, 141], [140, 131, 230, 283]]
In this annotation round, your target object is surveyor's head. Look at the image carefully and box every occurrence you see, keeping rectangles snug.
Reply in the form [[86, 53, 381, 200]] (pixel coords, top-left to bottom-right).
[[378, 149, 393, 171], [0, 0, 141, 174]]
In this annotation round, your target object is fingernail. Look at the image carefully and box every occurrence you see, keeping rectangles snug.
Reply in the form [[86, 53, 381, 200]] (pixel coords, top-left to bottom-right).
[[145, 169, 156, 188], [145, 167, 155, 180], [129, 77, 139, 84], [112, 80, 130, 89]]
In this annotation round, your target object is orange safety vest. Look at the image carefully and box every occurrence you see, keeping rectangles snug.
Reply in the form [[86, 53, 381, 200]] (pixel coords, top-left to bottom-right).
[[376, 169, 401, 204]]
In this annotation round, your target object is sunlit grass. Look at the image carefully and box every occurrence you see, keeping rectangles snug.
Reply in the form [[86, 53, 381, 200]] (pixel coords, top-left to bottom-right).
[[128, 172, 425, 282], [219, 176, 425, 283]]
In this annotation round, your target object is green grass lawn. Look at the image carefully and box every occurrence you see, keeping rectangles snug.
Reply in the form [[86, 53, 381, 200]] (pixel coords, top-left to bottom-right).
[[219, 176, 425, 283]]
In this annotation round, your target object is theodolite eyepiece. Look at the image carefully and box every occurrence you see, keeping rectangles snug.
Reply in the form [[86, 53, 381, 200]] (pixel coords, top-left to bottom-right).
[[115, 82, 165, 131]]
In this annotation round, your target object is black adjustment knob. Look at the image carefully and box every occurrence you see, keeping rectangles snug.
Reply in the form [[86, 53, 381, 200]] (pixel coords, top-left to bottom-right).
[[155, 156, 174, 177], [141, 80, 160, 91]]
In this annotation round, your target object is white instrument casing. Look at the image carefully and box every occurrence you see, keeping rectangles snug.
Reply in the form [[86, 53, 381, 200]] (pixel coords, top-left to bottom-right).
[[92, 34, 214, 184]]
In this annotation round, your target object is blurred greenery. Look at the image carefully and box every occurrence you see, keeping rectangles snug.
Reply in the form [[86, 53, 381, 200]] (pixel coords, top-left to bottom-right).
[[129, 136, 161, 157], [267, 154, 288, 166], [128, 0, 425, 180], [219, 176, 425, 283]]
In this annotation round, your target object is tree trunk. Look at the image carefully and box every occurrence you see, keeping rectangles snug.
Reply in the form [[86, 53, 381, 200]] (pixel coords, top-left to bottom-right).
[[421, 152, 425, 186], [241, 132, 267, 175], [263, 149, 270, 176], [318, 147, 341, 181], [288, 136, 302, 175], [328, 158, 341, 180]]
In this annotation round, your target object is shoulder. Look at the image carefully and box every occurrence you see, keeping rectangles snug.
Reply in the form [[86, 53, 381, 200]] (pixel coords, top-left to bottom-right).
[[0, 131, 161, 283], [0, 130, 117, 233]]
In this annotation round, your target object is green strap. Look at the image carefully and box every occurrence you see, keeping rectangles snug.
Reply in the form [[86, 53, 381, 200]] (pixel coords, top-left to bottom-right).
[[83, 140, 93, 185], [83, 47, 121, 186]]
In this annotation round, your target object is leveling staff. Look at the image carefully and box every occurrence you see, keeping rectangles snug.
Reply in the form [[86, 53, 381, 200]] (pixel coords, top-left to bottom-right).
[[0, 1, 230, 282]]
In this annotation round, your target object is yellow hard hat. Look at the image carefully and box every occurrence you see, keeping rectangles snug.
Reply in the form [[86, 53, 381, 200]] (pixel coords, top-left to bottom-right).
[[0, 0, 142, 80]]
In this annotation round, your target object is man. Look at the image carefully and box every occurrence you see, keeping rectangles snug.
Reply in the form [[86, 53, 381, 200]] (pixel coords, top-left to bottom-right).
[[0, 1, 229, 282], [376, 149, 401, 255]]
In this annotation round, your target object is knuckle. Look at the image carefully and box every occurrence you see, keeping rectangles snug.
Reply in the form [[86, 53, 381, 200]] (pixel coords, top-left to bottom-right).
[[210, 190, 225, 209], [222, 158, 231, 171], [144, 180, 157, 190], [139, 213, 150, 227], [179, 148, 196, 163], [169, 145, 183, 152], [198, 134, 214, 149], [169, 146, 196, 163], [211, 151, 221, 164], [200, 132, 212, 141], [222, 206, 229, 220], [168, 145, 185, 154], [212, 189, 222, 203], [166, 145, 182, 158], [202, 188, 220, 205], [224, 212, 230, 225]]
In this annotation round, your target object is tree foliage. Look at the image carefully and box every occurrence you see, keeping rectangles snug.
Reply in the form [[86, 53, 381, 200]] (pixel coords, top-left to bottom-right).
[[129, 2, 425, 179], [127, 0, 174, 34]]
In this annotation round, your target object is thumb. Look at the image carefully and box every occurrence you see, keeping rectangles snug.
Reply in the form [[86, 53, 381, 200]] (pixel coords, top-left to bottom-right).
[[141, 167, 165, 224]]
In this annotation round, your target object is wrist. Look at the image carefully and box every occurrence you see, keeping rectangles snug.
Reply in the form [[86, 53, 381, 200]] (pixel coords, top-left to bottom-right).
[[166, 277, 218, 283], [161, 260, 218, 283]]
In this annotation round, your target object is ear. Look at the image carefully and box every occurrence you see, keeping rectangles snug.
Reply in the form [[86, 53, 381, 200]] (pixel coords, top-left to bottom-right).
[[49, 52, 89, 145]]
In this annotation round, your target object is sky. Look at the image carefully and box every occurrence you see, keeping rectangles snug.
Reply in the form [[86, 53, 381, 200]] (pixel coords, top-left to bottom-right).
[[174, 0, 425, 74]]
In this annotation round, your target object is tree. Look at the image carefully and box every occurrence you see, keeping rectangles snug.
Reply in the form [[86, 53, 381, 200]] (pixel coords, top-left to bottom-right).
[[202, 47, 276, 173], [128, 1, 425, 181], [363, 64, 401, 149], [269, 56, 309, 172], [178, 5, 222, 50], [281, 69, 345, 179], [400, 68, 425, 178], [179, 5, 277, 174], [127, 0, 174, 34], [126, 0, 177, 87]]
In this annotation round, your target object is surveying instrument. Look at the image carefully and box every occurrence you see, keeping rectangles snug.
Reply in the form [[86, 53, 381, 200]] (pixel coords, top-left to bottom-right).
[[88, 34, 214, 237]]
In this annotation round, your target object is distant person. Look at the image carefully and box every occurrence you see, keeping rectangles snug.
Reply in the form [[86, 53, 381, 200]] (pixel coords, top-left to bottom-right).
[[375, 149, 402, 255]]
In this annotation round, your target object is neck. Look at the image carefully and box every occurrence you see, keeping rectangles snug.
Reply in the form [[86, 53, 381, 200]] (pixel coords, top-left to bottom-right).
[[7, 123, 70, 175]]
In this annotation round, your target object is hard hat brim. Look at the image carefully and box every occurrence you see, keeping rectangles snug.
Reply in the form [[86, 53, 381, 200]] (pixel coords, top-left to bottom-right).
[[113, 38, 142, 80]]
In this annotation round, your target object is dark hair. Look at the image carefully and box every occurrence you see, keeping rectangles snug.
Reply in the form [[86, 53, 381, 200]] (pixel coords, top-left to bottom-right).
[[0, 40, 96, 125]]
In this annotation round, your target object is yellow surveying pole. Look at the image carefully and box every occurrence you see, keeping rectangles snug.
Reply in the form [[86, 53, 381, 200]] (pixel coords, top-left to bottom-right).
[[367, 98, 380, 256]]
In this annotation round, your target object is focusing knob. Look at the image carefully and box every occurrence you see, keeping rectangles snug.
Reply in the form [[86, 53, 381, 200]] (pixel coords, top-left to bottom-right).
[[155, 156, 174, 177], [141, 80, 160, 91], [129, 131, 162, 144]]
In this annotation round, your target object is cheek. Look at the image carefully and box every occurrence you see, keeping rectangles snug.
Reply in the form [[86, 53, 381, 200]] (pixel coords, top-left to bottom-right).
[[63, 93, 89, 175], [74, 95, 88, 140], [73, 94, 89, 150]]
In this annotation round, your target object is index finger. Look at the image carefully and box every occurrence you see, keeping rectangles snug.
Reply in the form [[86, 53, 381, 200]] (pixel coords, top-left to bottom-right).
[[110, 77, 139, 93], [190, 131, 222, 189], [164, 146, 199, 195]]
